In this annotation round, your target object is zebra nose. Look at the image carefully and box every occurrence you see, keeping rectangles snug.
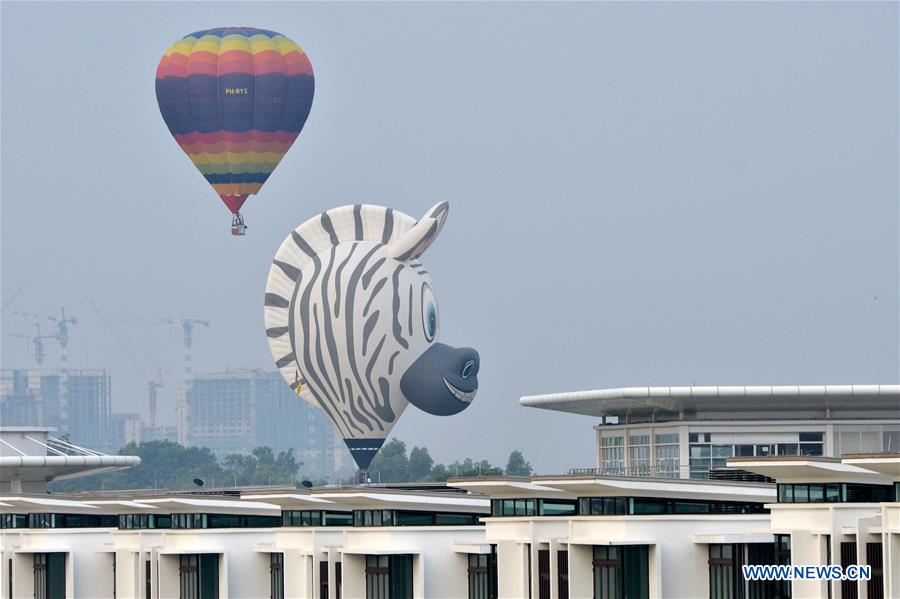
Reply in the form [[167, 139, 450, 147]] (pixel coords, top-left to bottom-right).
[[457, 348, 479, 379]]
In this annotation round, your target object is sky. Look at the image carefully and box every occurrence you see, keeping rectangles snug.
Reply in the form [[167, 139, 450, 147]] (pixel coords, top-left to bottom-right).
[[1, 2, 898, 474]]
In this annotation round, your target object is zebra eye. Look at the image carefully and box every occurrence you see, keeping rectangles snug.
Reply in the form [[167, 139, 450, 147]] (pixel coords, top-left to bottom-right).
[[421, 283, 438, 342]]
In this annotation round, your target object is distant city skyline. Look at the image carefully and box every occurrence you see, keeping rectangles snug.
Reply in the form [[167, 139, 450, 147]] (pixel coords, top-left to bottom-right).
[[2, 2, 898, 473]]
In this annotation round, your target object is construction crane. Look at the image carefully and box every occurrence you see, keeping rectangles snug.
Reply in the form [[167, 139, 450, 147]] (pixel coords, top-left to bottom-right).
[[155, 319, 210, 381], [8, 321, 55, 366], [46, 307, 77, 369], [1, 284, 27, 314], [148, 369, 164, 430], [86, 297, 165, 430]]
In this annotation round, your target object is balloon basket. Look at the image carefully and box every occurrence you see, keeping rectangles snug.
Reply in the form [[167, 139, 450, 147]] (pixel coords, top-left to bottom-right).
[[231, 213, 247, 236], [356, 469, 369, 485]]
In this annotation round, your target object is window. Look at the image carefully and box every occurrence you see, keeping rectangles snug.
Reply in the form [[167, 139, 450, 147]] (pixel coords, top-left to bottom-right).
[[840, 542, 857, 599], [600, 436, 625, 475], [774, 535, 792, 599], [489, 499, 575, 517], [866, 543, 883, 599], [33, 553, 65, 599], [320, 561, 329, 599], [628, 434, 651, 476], [365, 555, 412, 599], [354, 510, 479, 526], [28, 513, 117, 529], [538, 550, 550, 599], [577, 496, 766, 516], [557, 550, 569, 599], [179, 554, 218, 599], [654, 433, 680, 477], [708, 545, 742, 599], [170, 513, 280, 529], [0, 514, 27, 528], [539, 499, 577, 516], [271, 553, 284, 599], [467, 552, 497, 599], [592, 546, 649, 599], [778, 483, 891, 503]]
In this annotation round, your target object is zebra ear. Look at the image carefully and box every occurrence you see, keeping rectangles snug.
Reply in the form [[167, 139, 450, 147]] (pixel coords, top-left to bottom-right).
[[387, 202, 449, 261]]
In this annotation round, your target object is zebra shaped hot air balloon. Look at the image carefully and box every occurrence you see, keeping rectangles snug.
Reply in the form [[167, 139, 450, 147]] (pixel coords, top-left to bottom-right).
[[264, 203, 480, 469]]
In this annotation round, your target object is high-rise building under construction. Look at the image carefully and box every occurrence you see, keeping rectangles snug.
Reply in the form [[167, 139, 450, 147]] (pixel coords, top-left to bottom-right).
[[180, 370, 344, 476], [0, 368, 112, 451]]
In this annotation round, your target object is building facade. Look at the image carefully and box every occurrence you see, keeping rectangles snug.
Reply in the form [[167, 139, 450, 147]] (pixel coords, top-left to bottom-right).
[[520, 385, 900, 480], [1, 454, 897, 599], [181, 370, 343, 476], [1, 369, 113, 452]]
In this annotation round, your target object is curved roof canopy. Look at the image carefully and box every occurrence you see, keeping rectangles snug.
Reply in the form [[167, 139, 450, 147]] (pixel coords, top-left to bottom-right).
[[520, 384, 900, 422]]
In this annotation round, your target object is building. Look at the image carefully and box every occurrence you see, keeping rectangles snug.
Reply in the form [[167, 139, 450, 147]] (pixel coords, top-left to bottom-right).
[[180, 370, 343, 476], [1, 369, 113, 452], [1, 454, 897, 598], [2, 383, 898, 598], [520, 384, 900, 479]]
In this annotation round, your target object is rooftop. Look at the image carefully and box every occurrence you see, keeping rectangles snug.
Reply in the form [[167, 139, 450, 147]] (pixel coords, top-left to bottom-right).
[[519, 384, 900, 421]]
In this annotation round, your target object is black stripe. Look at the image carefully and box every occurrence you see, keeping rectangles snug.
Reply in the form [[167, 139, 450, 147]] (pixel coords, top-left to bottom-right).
[[321, 212, 339, 245], [266, 326, 289, 338], [265, 293, 289, 308], [275, 353, 295, 368], [292, 231, 317, 257], [382, 208, 394, 244], [353, 204, 363, 240], [273, 260, 301, 281]]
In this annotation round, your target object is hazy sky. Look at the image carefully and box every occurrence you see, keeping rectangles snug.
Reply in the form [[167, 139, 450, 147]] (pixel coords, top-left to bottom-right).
[[2, 2, 898, 473]]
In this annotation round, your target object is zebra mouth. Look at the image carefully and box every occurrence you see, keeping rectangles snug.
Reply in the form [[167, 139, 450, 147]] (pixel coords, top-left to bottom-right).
[[443, 378, 477, 403]]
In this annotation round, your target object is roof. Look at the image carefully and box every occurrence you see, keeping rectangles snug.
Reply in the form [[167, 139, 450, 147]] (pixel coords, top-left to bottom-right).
[[519, 384, 900, 420], [452, 475, 774, 503], [727, 455, 897, 484]]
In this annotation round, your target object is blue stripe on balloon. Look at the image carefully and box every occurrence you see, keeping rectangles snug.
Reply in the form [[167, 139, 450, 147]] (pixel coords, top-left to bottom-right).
[[204, 172, 272, 184]]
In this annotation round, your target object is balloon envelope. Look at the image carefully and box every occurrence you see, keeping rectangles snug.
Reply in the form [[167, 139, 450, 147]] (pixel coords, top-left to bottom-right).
[[155, 27, 314, 214], [264, 204, 480, 470]]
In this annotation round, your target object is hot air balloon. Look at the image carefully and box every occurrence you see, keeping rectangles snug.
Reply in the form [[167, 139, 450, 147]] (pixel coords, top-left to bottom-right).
[[155, 27, 314, 235], [264, 203, 480, 478]]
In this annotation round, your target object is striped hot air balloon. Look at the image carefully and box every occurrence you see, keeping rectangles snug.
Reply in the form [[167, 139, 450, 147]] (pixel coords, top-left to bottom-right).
[[155, 27, 314, 234]]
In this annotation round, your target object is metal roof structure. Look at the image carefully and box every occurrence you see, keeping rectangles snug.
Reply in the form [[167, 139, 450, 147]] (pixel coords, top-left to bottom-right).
[[0, 427, 140, 493], [519, 384, 900, 421]]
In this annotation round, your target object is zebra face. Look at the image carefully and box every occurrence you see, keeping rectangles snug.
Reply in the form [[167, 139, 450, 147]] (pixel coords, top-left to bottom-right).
[[265, 202, 480, 469]]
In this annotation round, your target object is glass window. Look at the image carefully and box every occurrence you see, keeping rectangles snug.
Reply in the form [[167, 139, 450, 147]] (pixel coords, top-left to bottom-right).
[[708, 544, 740, 599], [778, 485, 793, 503], [467, 548, 497, 599], [777, 443, 799, 456], [324, 512, 352, 527], [734, 445, 754, 457], [809, 484, 824, 502], [539, 500, 577, 517], [395, 511, 432, 526], [270, 553, 284, 599], [799, 432, 823, 442], [799, 443, 823, 456]]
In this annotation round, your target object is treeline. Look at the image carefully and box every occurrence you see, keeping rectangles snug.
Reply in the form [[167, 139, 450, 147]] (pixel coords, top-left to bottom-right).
[[367, 439, 532, 483], [48, 439, 533, 492], [50, 441, 305, 492]]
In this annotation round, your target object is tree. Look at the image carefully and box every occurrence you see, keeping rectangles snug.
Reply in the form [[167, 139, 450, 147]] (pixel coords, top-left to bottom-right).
[[368, 439, 409, 482], [51, 440, 223, 492], [408, 446, 434, 481], [505, 450, 533, 476]]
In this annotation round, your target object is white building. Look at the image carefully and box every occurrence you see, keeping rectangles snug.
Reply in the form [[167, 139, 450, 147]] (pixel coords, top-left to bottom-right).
[[1, 383, 898, 599], [520, 385, 900, 479]]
